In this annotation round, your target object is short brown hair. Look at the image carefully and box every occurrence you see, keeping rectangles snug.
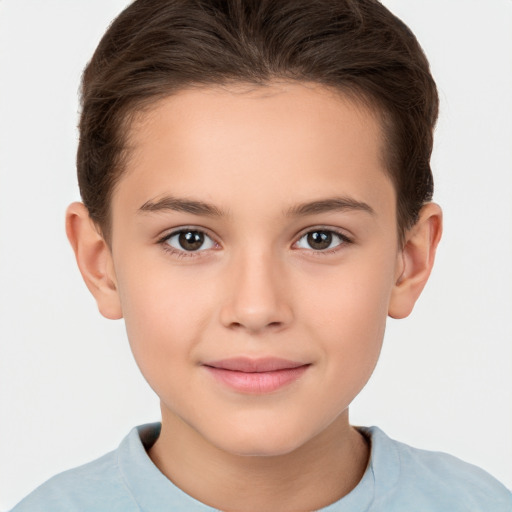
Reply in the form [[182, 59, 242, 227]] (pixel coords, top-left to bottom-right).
[[78, 0, 438, 241]]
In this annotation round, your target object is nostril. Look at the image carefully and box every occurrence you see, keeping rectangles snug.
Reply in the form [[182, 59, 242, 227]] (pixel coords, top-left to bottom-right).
[[228, 320, 283, 333]]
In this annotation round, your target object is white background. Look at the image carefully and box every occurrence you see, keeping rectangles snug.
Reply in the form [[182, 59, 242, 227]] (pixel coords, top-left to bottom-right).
[[1, 0, 511, 509]]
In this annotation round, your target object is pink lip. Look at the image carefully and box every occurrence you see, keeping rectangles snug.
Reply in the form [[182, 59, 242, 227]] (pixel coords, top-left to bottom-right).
[[203, 357, 310, 394]]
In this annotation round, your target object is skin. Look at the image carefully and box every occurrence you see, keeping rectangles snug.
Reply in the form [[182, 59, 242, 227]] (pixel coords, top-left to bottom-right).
[[66, 82, 442, 511]]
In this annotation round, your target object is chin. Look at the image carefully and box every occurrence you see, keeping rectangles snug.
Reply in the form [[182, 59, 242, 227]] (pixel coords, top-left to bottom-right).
[[210, 422, 315, 458]]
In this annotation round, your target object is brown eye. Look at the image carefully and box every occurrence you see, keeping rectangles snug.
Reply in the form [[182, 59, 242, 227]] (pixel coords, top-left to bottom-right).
[[165, 230, 215, 252], [179, 231, 204, 251], [295, 229, 349, 252], [307, 231, 333, 250]]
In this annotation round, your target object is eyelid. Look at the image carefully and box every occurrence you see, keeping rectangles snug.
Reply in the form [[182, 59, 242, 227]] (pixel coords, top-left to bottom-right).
[[157, 226, 220, 257], [292, 226, 353, 253]]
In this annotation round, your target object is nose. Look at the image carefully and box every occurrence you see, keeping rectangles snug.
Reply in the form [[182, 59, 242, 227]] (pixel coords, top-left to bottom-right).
[[219, 249, 293, 334]]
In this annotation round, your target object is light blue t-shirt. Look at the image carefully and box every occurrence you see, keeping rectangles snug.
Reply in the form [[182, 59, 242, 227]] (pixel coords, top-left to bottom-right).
[[11, 423, 511, 511]]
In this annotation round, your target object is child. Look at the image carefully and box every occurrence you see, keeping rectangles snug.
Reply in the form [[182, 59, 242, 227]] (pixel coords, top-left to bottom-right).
[[10, 0, 511, 510]]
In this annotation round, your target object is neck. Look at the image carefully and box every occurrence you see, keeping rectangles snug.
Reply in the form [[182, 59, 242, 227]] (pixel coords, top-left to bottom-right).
[[148, 408, 370, 512]]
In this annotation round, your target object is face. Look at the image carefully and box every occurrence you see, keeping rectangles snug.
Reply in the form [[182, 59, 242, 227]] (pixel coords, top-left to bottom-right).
[[108, 83, 402, 456]]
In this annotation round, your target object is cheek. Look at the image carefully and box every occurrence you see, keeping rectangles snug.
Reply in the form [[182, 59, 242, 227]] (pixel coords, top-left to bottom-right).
[[115, 262, 217, 371], [301, 253, 396, 329], [299, 253, 397, 374]]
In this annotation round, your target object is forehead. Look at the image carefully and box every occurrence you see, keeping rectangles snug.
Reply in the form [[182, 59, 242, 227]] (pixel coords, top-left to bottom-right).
[[127, 82, 385, 160], [115, 82, 395, 220]]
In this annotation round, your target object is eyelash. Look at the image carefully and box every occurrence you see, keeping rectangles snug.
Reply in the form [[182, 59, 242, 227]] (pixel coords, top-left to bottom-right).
[[157, 227, 353, 259], [157, 228, 218, 259]]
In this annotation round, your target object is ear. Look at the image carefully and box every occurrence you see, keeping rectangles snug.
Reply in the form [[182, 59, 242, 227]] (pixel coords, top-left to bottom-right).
[[65, 202, 123, 320], [388, 202, 443, 319]]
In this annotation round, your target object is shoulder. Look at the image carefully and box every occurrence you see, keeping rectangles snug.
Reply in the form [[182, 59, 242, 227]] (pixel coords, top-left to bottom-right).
[[10, 436, 139, 512], [364, 426, 512, 512], [10, 422, 217, 512]]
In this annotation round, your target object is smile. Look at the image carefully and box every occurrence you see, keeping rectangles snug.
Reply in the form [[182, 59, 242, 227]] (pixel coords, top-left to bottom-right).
[[202, 357, 311, 394]]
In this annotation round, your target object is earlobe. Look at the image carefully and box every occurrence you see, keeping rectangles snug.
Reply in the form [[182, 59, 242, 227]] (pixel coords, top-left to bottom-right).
[[65, 202, 123, 320], [388, 203, 443, 319]]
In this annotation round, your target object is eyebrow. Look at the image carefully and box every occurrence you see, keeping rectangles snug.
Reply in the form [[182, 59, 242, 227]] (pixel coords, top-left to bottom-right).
[[139, 196, 226, 217], [138, 195, 375, 218], [284, 197, 375, 217]]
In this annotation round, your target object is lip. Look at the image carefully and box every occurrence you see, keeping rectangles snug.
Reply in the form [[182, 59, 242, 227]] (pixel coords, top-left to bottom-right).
[[202, 357, 310, 394]]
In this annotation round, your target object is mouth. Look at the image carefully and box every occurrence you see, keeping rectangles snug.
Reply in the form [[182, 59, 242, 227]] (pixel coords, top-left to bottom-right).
[[202, 357, 311, 394]]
